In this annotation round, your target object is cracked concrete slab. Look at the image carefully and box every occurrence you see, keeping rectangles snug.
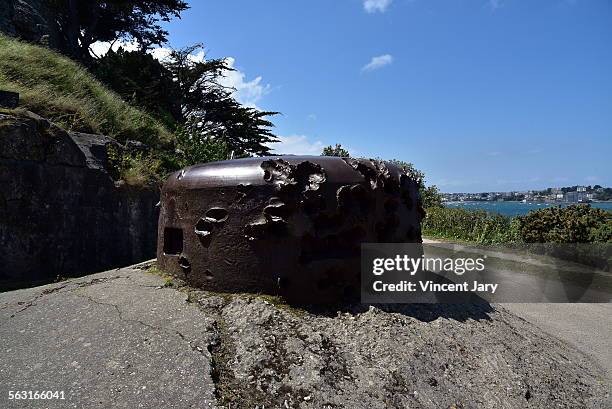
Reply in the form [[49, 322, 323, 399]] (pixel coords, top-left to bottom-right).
[[1, 263, 609, 408], [0, 265, 218, 408], [197, 295, 610, 409]]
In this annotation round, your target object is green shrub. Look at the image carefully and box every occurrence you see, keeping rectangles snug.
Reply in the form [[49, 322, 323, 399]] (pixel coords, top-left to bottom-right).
[[516, 205, 611, 243], [423, 204, 611, 247], [106, 144, 164, 186], [420, 184, 443, 209], [173, 127, 231, 168], [422, 207, 519, 244]]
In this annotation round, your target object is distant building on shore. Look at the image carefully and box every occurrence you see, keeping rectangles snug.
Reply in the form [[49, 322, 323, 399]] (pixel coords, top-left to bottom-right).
[[565, 191, 590, 203], [440, 185, 607, 203]]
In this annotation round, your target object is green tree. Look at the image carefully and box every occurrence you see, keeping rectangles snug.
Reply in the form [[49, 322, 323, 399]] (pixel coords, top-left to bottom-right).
[[420, 185, 443, 209], [48, 0, 188, 61], [322, 144, 350, 157], [94, 47, 181, 128], [594, 188, 612, 201], [163, 44, 278, 156], [388, 159, 442, 208], [387, 159, 424, 184]]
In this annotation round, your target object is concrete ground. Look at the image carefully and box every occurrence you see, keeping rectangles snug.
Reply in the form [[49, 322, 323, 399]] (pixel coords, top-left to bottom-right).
[[1, 262, 609, 408], [0, 263, 217, 409], [501, 303, 612, 384], [423, 237, 612, 387]]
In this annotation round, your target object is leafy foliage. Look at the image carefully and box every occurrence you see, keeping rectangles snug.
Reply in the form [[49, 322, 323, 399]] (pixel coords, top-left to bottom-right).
[[162, 45, 278, 156], [172, 127, 231, 169], [48, 0, 188, 61], [422, 204, 611, 245], [420, 185, 443, 209], [106, 144, 164, 186], [387, 159, 442, 209], [92, 44, 281, 177], [422, 207, 519, 244], [322, 144, 350, 157], [93, 47, 181, 128], [594, 187, 612, 201], [516, 205, 612, 243], [386, 159, 424, 184]]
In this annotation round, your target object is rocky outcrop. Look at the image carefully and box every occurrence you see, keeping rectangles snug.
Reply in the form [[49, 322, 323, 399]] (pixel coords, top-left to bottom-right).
[[0, 111, 159, 290], [0, 0, 60, 48]]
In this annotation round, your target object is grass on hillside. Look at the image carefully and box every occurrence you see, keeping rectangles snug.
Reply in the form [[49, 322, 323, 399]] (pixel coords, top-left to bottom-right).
[[0, 34, 171, 145]]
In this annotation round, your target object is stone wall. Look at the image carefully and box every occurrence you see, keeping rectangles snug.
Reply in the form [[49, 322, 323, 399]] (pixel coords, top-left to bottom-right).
[[0, 111, 159, 290], [0, 0, 60, 48]]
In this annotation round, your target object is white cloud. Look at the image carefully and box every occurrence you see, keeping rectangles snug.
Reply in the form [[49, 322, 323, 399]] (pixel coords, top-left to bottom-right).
[[188, 50, 206, 63], [266, 135, 325, 155], [363, 0, 392, 13], [361, 54, 394, 72], [218, 57, 271, 108], [149, 46, 172, 61], [89, 39, 140, 57]]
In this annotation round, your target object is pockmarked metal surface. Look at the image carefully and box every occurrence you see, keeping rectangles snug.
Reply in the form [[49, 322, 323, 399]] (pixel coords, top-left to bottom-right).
[[157, 156, 424, 302]]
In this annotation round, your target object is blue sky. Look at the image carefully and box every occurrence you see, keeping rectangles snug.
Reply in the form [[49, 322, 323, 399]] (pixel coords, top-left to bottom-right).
[[157, 0, 611, 192]]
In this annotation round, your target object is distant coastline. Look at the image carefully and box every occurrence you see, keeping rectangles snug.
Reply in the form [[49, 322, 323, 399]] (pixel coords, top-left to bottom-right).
[[441, 185, 611, 205]]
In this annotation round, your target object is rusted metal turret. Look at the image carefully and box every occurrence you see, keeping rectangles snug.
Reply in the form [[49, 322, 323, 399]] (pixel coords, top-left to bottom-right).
[[157, 156, 424, 303]]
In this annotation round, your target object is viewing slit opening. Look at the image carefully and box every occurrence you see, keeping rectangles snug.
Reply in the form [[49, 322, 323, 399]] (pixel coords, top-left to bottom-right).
[[163, 227, 183, 255]]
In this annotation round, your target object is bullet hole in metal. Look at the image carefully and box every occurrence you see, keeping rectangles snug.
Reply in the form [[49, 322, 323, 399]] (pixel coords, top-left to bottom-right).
[[205, 207, 229, 223], [178, 256, 191, 274], [245, 219, 288, 241], [263, 199, 290, 222], [195, 218, 214, 247]]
